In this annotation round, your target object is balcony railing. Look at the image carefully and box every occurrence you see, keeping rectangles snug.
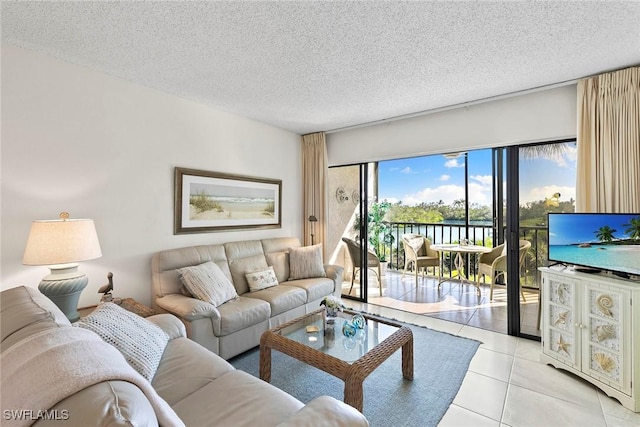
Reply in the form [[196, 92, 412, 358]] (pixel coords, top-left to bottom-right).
[[379, 221, 548, 289]]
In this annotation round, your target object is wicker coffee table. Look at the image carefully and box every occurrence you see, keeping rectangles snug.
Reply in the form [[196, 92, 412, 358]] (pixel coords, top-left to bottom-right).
[[259, 308, 413, 412]]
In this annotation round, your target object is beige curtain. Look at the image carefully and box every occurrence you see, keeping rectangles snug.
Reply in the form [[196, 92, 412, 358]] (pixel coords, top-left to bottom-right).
[[576, 66, 640, 212], [301, 132, 328, 250]]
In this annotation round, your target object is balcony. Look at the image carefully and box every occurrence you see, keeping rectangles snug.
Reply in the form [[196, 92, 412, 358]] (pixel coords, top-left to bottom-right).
[[340, 221, 545, 336]]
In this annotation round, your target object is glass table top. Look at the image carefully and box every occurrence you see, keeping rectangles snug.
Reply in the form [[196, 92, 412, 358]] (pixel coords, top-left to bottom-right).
[[275, 310, 401, 363]]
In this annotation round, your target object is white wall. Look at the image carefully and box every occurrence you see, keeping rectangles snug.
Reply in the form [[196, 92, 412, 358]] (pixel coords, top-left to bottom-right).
[[326, 85, 577, 165], [1, 43, 302, 307]]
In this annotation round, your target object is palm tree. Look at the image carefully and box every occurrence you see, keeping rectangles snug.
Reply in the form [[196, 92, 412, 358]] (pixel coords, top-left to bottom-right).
[[520, 142, 572, 160], [595, 225, 617, 243], [622, 216, 640, 241]]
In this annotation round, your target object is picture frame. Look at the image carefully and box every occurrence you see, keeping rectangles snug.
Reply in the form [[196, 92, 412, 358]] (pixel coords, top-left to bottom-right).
[[174, 167, 282, 234]]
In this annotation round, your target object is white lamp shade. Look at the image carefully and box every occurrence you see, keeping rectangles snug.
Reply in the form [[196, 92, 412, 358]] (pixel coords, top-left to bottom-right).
[[23, 218, 102, 266]]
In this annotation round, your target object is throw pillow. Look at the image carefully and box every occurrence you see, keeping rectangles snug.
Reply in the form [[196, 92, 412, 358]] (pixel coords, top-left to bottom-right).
[[406, 237, 425, 256], [288, 244, 326, 280], [176, 261, 238, 307], [74, 302, 169, 381], [245, 266, 279, 292]]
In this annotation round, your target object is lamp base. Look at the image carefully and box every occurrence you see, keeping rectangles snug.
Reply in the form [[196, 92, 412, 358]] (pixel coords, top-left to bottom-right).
[[38, 269, 88, 322]]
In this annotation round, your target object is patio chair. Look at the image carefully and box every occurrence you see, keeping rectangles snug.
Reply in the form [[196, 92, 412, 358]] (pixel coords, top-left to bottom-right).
[[401, 234, 440, 287], [341, 237, 383, 296], [477, 240, 531, 301]]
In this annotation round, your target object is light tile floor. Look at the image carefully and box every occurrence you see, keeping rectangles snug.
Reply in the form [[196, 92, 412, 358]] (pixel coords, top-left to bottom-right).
[[343, 270, 541, 336], [344, 286, 640, 426]]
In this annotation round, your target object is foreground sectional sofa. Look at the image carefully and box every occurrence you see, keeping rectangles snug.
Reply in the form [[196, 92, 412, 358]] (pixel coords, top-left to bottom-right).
[[152, 237, 344, 359], [0, 286, 368, 426]]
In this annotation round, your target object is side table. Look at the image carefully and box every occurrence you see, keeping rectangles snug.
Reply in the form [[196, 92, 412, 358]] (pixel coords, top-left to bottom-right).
[[77, 298, 155, 319]]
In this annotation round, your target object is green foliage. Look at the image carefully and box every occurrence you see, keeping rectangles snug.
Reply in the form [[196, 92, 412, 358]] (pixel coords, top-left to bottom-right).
[[354, 200, 395, 262], [623, 216, 640, 241], [190, 191, 222, 213], [387, 203, 443, 223], [385, 199, 492, 223], [595, 225, 617, 242], [518, 199, 575, 225]]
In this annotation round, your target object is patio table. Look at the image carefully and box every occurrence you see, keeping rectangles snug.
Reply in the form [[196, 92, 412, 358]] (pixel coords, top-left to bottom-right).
[[431, 244, 492, 295]]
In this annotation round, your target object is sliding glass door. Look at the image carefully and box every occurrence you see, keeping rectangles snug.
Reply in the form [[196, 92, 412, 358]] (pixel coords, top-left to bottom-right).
[[327, 163, 371, 302], [499, 140, 577, 338]]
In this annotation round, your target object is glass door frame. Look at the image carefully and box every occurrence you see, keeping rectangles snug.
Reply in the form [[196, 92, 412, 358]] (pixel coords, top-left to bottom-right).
[[330, 162, 371, 304], [351, 162, 370, 303]]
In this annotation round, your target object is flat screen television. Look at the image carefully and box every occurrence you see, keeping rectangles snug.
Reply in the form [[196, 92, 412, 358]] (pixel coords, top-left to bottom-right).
[[548, 213, 640, 278]]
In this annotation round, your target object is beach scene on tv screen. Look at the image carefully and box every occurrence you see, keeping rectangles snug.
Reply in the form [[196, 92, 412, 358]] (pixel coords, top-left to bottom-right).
[[549, 214, 640, 275]]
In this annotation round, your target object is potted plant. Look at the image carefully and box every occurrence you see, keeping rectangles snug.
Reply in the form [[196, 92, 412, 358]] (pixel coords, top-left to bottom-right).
[[353, 200, 395, 266]]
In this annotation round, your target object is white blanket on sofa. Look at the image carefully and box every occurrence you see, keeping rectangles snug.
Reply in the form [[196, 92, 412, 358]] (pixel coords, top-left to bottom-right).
[[0, 327, 184, 427]]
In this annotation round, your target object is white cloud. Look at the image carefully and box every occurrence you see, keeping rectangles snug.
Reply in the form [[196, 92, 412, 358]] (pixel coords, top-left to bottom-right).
[[401, 166, 414, 174], [401, 183, 491, 206], [440, 174, 450, 181], [470, 174, 492, 186], [444, 159, 464, 168]]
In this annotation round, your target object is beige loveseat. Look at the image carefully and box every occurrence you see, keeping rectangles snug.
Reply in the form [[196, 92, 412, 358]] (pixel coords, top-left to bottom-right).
[[0, 286, 368, 426], [152, 237, 344, 360]]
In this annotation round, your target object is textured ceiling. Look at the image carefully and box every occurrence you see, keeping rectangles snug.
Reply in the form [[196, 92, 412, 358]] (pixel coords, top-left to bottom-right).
[[2, 1, 640, 135]]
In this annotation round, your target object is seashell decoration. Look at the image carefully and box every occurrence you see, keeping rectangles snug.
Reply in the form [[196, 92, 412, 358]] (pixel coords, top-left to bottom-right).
[[595, 324, 616, 342], [594, 353, 616, 373], [596, 294, 614, 317], [554, 310, 569, 326], [556, 284, 568, 304]]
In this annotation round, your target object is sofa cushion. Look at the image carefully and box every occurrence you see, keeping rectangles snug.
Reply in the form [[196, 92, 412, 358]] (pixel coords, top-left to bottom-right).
[[74, 303, 169, 381], [246, 266, 279, 292], [215, 297, 271, 336], [228, 254, 270, 295], [176, 261, 238, 307], [285, 277, 336, 303], [289, 244, 326, 280], [262, 237, 301, 282], [265, 251, 290, 283], [244, 285, 307, 317], [171, 370, 304, 427], [152, 336, 235, 406], [152, 244, 228, 298]]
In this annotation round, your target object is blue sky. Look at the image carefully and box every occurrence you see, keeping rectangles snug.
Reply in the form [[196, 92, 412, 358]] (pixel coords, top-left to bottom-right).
[[378, 143, 577, 206], [549, 213, 638, 245]]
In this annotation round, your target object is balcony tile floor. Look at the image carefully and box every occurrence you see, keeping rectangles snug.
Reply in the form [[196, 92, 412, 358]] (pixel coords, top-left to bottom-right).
[[341, 271, 640, 426], [342, 269, 541, 336]]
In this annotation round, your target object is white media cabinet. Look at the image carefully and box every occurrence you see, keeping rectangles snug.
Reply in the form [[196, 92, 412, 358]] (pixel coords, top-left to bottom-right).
[[540, 267, 640, 412]]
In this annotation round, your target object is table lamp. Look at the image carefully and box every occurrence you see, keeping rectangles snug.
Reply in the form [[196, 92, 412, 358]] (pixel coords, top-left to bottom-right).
[[22, 212, 102, 322]]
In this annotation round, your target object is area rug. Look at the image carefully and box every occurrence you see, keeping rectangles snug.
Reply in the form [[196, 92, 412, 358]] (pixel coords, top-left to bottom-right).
[[229, 314, 481, 427]]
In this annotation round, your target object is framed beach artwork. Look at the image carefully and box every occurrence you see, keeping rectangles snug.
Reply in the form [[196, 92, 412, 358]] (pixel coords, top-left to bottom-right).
[[174, 167, 282, 234]]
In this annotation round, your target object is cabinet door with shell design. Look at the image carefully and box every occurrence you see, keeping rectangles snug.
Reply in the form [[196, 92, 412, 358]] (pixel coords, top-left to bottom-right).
[[583, 281, 631, 394], [543, 274, 579, 368]]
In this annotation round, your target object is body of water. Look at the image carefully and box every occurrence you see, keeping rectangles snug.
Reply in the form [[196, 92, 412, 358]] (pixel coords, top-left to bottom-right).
[[391, 221, 494, 245], [549, 244, 640, 275]]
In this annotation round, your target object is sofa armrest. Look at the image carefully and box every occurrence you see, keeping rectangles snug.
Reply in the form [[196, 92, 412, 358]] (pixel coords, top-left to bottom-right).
[[155, 294, 221, 322], [146, 313, 187, 339], [276, 396, 368, 427], [323, 264, 344, 294]]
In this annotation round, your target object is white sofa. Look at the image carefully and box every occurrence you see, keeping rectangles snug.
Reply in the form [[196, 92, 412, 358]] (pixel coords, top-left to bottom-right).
[[151, 237, 344, 359], [0, 286, 368, 426]]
